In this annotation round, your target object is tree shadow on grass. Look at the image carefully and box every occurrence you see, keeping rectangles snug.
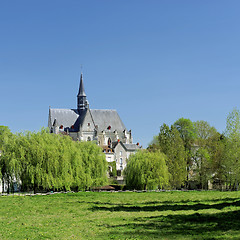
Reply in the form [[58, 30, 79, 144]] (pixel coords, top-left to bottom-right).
[[66, 196, 240, 207], [90, 199, 240, 212], [77, 195, 240, 207], [144, 197, 240, 205], [99, 210, 240, 239], [65, 200, 135, 206]]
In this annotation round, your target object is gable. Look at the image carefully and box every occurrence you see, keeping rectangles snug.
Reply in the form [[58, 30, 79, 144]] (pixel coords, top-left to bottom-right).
[[114, 142, 125, 153], [80, 109, 95, 132]]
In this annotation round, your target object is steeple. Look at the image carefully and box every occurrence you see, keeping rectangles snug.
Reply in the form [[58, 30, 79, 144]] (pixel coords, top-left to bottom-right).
[[77, 73, 88, 111], [78, 73, 86, 97]]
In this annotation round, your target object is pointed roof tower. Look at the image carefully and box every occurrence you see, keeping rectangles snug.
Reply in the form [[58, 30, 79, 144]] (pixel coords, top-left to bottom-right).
[[78, 73, 86, 97], [77, 73, 88, 111]]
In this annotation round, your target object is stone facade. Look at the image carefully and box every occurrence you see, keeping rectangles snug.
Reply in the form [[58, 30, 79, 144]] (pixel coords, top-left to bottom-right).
[[48, 73, 141, 176]]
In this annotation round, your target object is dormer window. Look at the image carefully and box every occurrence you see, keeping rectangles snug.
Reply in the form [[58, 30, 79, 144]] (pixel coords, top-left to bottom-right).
[[88, 123, 90, 126], [107, 125, 111, 130]]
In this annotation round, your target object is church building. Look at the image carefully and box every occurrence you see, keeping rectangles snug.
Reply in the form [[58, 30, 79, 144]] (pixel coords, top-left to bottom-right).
[[48, 73, 141, 178]]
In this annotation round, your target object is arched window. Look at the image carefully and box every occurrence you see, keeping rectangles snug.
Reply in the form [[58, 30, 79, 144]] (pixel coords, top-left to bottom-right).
[[87, 137, 91, 141], [108, 138, 112, 147]]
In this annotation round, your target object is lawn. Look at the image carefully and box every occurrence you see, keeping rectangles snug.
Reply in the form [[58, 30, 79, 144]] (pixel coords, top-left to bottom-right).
[[0, 191, 240, 239]]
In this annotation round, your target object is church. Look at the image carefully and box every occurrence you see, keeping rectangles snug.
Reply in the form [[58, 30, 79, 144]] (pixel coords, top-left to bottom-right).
[[48, 73, 141, 178]]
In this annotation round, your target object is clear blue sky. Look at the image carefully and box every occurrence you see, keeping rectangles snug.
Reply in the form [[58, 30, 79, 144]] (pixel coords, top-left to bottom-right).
[[1, 1, 240, 147]]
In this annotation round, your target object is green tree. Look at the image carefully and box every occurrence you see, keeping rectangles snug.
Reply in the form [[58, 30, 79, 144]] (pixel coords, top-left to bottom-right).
[[1, 127, 108, 193], [193, 120, 221, 189], [174, 118, 196, 186], [125, 150, 169, 190], [0, 126, 17, 193], [210, 134, 226, 189], [79, 141, 108, 190], [174, 118, 196, 150], [223, 108, 240, 190], [157, 124, 186, 189]]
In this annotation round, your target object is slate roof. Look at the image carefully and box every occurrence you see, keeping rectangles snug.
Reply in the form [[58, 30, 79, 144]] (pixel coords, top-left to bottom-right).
[[111, 141, 141, 152], [123, 143, 141, 151], [90, 109, 126, 132], [49, 109, 79, 128], [77, 73, 86, 97], [49, 108, 127, 132]]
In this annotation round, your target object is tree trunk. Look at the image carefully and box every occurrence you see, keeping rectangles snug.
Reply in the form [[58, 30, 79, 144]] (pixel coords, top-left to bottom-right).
[[7, 181, 10, 194], [2, 177, 4, 193], [34, 183, 37, 194]]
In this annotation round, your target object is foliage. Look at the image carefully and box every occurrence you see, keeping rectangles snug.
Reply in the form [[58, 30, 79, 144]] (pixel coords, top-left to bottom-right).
[[174, 118, 196, 150], [2, 107, 240, 192], [193, 120, 222, 189], [148, 118, 227, 190], [124, 150, 169, 190], [223, 108, 240, 190], [0, 128, 108, 193], [147, 135, 159, 148], [157, 124, 186, 189], [173, 118, 197, 185], [108, 161, 117, 177], [0, 126, 16, 193]]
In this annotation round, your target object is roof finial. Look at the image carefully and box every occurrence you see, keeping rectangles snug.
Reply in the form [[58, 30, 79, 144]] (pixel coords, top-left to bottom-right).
[[77, 66, 88, 111]]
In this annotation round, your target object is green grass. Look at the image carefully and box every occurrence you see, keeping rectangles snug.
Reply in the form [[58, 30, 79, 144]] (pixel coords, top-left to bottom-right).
[[0, 191, 240, 239]]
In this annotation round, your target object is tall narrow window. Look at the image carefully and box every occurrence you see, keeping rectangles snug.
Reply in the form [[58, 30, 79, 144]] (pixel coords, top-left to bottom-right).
[[120, 158, 123, 170], [108, 138, 112, 147]]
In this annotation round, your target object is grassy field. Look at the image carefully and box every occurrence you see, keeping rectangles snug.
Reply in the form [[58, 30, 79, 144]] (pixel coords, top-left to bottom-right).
[[0, 191, 240, 240]]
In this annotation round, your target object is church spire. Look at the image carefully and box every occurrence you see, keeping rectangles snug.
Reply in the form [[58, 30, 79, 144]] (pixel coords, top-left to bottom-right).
[[78, 73, 86, 97], [77, 73, 88, 111]]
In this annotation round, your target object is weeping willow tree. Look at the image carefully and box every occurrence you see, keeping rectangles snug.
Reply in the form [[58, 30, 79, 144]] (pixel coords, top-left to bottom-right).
[[0, 126, 17, 193], [124, 150, 169, 190], [0, 127, 108, 193], [79, 141, 108, 189]]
